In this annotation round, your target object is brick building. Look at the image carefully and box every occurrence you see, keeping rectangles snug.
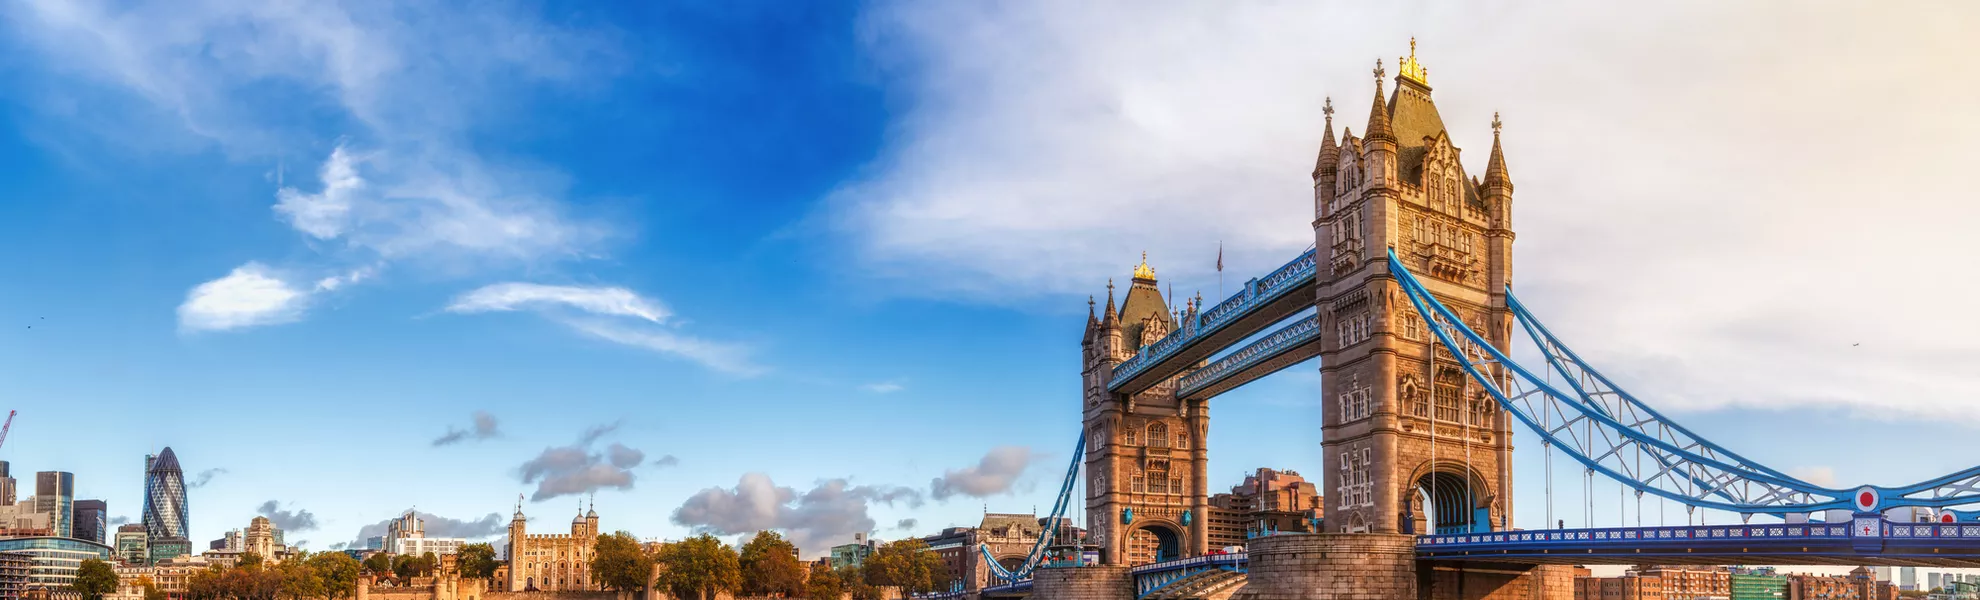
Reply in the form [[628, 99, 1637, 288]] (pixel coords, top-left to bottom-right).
[[1573, 572, 1664, 600], [1205, 468, 1323, 548], [1637, 566, 1729, 600]]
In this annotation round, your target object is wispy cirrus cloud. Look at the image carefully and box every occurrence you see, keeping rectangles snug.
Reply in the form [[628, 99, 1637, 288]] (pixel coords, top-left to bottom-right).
[[3, 0, 619, 332], [446, 283, 762, 375], [860, 381, 905, 394]]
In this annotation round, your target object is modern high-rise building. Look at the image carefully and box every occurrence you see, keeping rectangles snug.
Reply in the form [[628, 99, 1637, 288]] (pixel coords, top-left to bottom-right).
[[1901, 567, 1918, 591], [115, 524, 148, 565], [71, 499, 107, 544], [142, 448, 189, 544], [33, 472, 74, 539]]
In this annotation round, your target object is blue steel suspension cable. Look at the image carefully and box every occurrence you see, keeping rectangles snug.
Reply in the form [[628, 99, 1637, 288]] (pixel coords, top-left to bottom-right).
[[983, 433, 1086, 583]]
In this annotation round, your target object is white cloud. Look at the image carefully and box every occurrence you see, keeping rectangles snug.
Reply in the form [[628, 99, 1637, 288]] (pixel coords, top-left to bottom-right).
[[929, 446, 1034, 500], [563, 318, 763, 377], [445, 283, 760, 375], [177, 263, 308, 332], [843, 1, 1980, 422], [860, 381, 904, 394], [446, 283, 670, 323], [275, 145, 363, 240], [6, 0, 616, 323]]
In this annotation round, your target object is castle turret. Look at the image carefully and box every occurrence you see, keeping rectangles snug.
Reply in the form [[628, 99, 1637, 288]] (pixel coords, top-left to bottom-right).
[[1362, 61, 1398, 190], [1313, 97, 1338, 219]]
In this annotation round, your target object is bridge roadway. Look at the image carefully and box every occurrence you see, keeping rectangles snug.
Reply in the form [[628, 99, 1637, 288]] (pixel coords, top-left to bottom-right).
[[1107, 249, 1318, 400], [965, 517, 1980, 600]]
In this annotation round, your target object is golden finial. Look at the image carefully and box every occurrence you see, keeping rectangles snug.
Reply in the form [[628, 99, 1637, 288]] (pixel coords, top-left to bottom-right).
[[1398, 37, 1427, 85], [1132, 251, 1156, 280]]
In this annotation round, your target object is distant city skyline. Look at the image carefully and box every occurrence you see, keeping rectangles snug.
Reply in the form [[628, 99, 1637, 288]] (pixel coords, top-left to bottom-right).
[[6, 0, 1980, 567]]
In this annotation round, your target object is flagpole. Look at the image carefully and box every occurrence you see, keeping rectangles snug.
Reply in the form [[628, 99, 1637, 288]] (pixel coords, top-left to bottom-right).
[[1217, 241, 1224, 300]]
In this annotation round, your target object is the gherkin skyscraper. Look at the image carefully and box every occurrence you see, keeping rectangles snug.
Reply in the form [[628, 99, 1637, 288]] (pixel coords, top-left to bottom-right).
[[142, 447, 188, 541]]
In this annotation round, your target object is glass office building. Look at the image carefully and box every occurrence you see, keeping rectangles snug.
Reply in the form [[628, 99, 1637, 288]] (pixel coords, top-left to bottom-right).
[[0, 536, 113, 590], [143, 448, 189, 544], [32, 473, 73, 539]]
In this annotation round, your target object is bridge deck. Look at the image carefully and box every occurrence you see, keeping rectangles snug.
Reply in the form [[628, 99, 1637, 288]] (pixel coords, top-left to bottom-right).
[[1417, 520, 1980, 567], [1108, 250, 1315, 396]]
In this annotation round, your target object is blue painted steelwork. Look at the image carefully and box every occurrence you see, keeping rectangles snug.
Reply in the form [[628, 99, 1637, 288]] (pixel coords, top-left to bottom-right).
[[1107, 249, 1317, 391], [1417, 518, 1980, 565], [983, 434, 1087, 584], [1130, 553, 1248, 599], [1386, 248, 1980, 515], [1175, 314, 1319, 398]]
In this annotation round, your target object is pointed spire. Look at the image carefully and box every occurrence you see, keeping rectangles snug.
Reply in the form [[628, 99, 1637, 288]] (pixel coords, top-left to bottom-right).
[[1484, 111, 1510, 186], [1087, 296, 1098, 325], [1365, 60, 1394, 142], [1101, 279, 1119, 327], [1314, 96, 1337, 180]]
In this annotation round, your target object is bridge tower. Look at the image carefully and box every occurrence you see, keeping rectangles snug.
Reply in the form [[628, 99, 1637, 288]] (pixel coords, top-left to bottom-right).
[[1082, 261, 1211, 565], [1313, 43, 1516, 535]]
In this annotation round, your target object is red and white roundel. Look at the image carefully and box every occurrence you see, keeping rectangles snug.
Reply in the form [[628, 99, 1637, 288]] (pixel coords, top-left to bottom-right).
[[1854, 486, 1880, 512], [1943, 511, 1957, 523]]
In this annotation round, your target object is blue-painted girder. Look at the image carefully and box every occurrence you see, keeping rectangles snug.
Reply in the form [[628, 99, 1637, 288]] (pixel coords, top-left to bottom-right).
[[1387, 248, 1980, 515], [1418, 519, 1980, 566], [1107, 249, 1316, 392], [984, 434, 1087, 584], [1130, 553, 1248, 599], [1174, 314, 1319, 398]]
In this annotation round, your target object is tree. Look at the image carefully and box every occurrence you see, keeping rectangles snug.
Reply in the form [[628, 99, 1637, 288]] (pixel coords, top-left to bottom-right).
[[143, 582, 168, 600], [277, 559, 325, 600], [237, 552, 267, 571], [308, 552, 362, 599], [362, 553, 393, 577], [860, 539, 949, 594], [71, 558, 118, 600], [803, 563, 843, 600], [421, 552, 439, 577], [457, 543, 500, 580], [656, 534, 741, 600], [739, 531, 805, 597], [392, 554, 418, 581], [591, 531, 655, 593]]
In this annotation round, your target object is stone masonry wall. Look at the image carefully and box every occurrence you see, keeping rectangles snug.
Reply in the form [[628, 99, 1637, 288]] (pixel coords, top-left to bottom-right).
[[1229, 533, 1417, 600], [1418, 562, 1573, 600], [1033, 567, 1133, 600]]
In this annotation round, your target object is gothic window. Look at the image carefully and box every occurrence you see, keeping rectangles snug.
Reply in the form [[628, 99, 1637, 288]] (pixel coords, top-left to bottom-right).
[[1337, 375, 1371, 422], [1090, 427, 1103, 448], [1469, 393, 1494, 427], [1434, 367, 1465, 423], [1337, 311, 1370, 348], [1402, 375, 1430, 418], [1338, 448, 1374, 509], [1459, 230, 1474, 254], [1132, 473, 1146, 493], [1171, 478, 1184, 495], [1148, 475, 1168, 494], [1176, 432, 1189, 449], [1147, 423, 1170, 448], [1125, 429, 1137, 446]]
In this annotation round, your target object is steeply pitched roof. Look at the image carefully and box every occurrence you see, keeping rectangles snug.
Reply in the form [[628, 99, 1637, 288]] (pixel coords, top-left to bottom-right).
[[1389, 78, 1449, 186], [1117, 278, 1172, 350]]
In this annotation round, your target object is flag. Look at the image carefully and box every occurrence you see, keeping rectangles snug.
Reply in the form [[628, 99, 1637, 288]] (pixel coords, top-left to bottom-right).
[[1216, 242, 1223, 272]]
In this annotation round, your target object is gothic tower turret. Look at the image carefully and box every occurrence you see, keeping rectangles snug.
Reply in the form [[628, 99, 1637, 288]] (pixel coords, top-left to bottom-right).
[[1315, 41, 1514, 536]]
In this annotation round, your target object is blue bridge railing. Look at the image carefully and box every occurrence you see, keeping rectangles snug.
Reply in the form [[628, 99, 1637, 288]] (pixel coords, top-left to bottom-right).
[[1108, 249, 1316, 392], [1175, 314, 1318, 397]]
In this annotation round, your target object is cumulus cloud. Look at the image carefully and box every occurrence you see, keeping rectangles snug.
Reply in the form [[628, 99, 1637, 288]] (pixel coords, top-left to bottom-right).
[[930, 446, 1035, 501], [329, 542, 348, 550], [653, 455, 681, 469], [177, 264, 308, 332], [895, 519, 918, 531], [349, 511, 505, 549], [257, 500, 320, 532], [673, 474, 924, 556], [838, 2, 1980, 423], [433, 410, 501, 446], [515, 424, 648, 501], [189, 468, 228, 488], [446, 284, 762, 376]]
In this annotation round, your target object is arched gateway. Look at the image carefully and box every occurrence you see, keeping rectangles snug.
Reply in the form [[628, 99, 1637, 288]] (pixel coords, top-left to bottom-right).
[[1080, 42, 1516, 565]]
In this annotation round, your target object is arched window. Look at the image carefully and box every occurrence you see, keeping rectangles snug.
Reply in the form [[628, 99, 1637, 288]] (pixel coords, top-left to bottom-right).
[[1147, 423, 1169, 448], [1434, 367, 1464, 423], [1125, 429, 1138, 446], [1132, 472, 1147, 493]]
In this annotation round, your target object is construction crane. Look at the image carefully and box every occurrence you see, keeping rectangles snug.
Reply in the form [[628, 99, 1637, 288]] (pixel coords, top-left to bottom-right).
[[0, 410, 16, 451]]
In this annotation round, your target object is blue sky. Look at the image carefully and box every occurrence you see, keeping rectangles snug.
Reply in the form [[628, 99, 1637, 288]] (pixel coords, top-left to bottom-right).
[[4, 0, 1980, 563]]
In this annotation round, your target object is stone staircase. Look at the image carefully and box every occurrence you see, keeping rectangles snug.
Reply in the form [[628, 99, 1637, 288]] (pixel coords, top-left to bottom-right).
[[1143, 570, 1247, 600]]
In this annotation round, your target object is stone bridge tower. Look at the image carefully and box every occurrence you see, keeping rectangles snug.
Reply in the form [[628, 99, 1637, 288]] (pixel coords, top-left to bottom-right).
[[1082, 260, 1211, 565], [1312, 42, 1516, 536]]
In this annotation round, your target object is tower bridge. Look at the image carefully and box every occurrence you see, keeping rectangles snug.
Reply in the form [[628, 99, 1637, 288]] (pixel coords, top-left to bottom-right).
[[967, 42, 1980, 600]]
